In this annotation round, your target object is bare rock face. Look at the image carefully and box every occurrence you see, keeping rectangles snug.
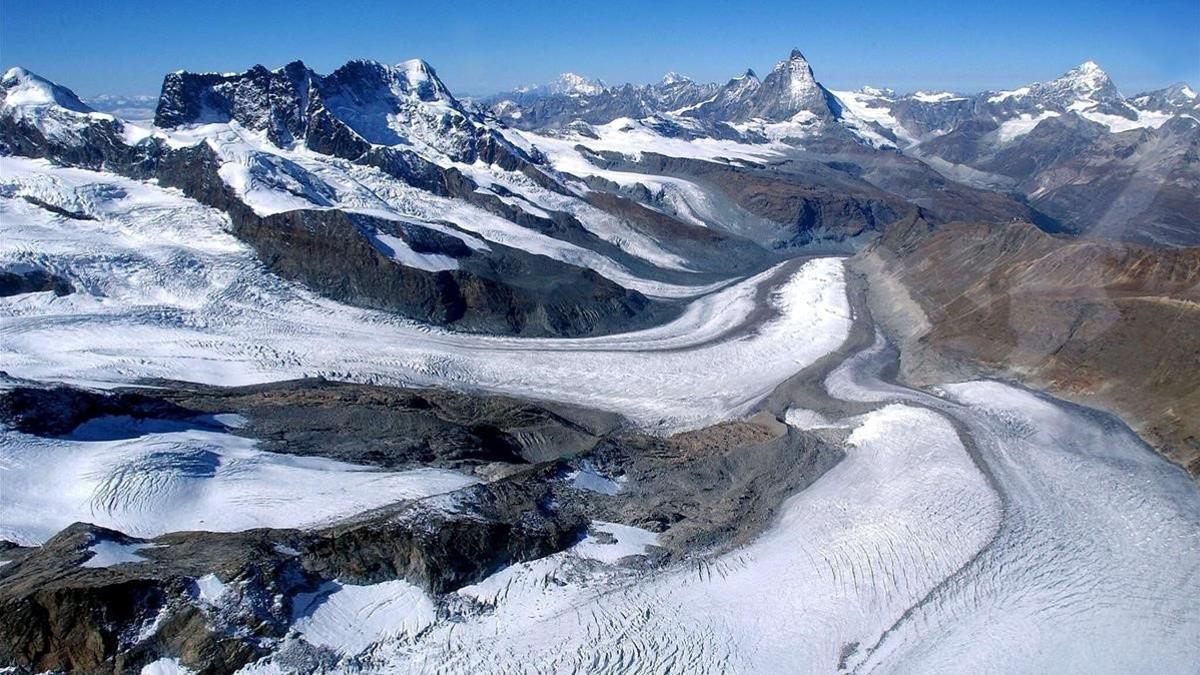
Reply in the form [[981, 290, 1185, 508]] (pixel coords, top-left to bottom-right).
[[0, 386, 197, 436], [0, 267, 73, 297], [0, 523, 317, 674], [152, 378, 618, 469], [302, 463, 588, 594]]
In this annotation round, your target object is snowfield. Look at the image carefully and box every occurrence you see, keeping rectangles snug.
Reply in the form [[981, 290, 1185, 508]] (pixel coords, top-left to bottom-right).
[[241, 347, 1200, 674], [0, 416, 477, 545], [0, 155, 851, 431]]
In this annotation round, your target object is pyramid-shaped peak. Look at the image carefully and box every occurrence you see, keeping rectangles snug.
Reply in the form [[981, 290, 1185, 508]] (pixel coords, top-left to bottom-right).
[[1028, 59, 1122, 105], [1058, 60, 1113, 88]]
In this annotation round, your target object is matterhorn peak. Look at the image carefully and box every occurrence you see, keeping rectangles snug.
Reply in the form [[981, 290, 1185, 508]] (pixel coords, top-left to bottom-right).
[[768, 48, 819, 92], [776, 48, 815, 73]]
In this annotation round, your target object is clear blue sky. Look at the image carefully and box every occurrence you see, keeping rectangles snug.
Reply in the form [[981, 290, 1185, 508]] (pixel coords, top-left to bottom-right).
[[3, 0, 1198, 98]]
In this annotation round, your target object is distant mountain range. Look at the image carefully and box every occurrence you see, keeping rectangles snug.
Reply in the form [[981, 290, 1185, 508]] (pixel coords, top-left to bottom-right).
[[484, 50, 1200, 246]]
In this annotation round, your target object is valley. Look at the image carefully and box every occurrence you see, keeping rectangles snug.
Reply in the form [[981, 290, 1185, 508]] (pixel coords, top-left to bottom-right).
[[1, 41, 1198, 674]]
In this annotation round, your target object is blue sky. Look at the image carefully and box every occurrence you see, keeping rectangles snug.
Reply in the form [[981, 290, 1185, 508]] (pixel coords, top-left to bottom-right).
[[3, 0, 1198, 97]]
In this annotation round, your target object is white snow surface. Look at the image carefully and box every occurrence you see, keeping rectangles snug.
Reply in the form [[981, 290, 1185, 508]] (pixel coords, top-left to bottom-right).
[[291, 580, 437, 655], [368, 232, 460, 272], [573, 521, 660, 564], [831, 89, 916, 147], [140, 658, 195, 675], [909, 91, 966, 103], [0, 419, 477, 545], [995, 111, 1061, 142], [2, 67, 93, 112], [517, 117, 788, 166], [158, 122, 721, 298], [81, 539, 161, 567], [0, 156, 852, 432], [987, 86, 1031, 103], [194, 573, 230, 605], [1078, 107, 1175, 132], [567, 461, 625, 495], [246, 368, 1200, 674], [258, 402, 1000, 671]]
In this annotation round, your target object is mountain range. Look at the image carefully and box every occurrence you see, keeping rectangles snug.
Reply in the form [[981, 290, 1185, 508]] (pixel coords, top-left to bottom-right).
[[1, 46, 1199, 674], [486, 51, 1200, 246]]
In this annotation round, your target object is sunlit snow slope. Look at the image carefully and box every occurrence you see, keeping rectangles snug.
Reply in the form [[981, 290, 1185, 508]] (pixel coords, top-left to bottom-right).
[[0, 155, 850, 431], [241, 340, 1200, 675]]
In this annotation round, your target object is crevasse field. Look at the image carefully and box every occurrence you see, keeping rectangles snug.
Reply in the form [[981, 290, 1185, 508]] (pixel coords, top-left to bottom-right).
[[2, 155, 1199, 674]]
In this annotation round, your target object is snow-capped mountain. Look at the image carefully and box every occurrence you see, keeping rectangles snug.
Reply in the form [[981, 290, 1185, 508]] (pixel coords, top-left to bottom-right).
[[154, 58, 507, 163], [680, 68, 761, 119], [3, 46, 1200, 675], [1130, 82, 1200, 115], [739, 49, 838, 121], [524, 72, 607, 96], [487, 72, 719, 128], [1023, 60, 1124, 108], [1, 67, 92, 113], [1, 60, 793, 338], [477, 51, 1200, 246]]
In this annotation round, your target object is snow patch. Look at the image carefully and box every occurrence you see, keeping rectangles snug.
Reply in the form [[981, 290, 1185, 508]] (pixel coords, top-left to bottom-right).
[[996, 111, 1061, 142], [140, 658, 194, 675], [194, 573, 230, 605], [572, 521, 659, 563], [567, 461, 625, 495], [368, 232, 460, 272], [292, 579, 436, 655], [82, 539, 160, 568], [784, 407, 832, 429]]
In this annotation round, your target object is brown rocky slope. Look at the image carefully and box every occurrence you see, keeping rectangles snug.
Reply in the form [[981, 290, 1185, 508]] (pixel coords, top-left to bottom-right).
[[853, 215, 1200, 475]]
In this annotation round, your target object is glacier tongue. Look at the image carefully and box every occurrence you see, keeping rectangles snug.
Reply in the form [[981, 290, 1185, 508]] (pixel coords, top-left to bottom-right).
[[246, 343, 1200, 674]]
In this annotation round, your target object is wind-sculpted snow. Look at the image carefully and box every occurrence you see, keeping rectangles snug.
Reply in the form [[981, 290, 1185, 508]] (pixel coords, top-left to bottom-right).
[[0, 417, 478, 545]]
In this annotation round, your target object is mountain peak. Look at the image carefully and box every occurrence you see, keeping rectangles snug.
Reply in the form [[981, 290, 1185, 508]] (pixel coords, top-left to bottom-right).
[[1029, 59, 1122, 107], [1058, 60, 1114, 90], [551, 72, 606, 95], [1, 67, 93, 113], [745, 47, 829, 120], [660, 72, 692, 86], [1169, 82, 1197, 100], [859, 85, 895, 98]]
